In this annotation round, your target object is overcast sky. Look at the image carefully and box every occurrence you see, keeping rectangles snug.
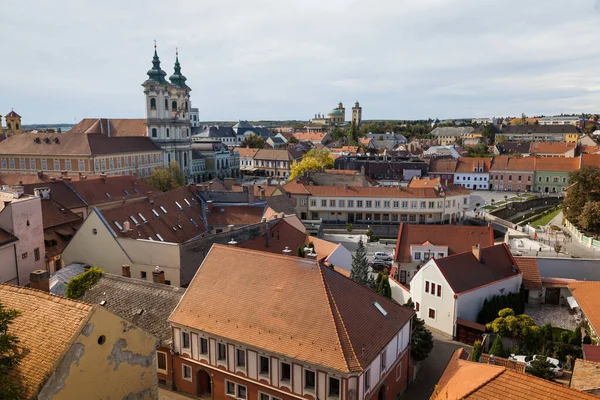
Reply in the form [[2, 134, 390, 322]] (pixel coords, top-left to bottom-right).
[[2, 0, 600, 124]]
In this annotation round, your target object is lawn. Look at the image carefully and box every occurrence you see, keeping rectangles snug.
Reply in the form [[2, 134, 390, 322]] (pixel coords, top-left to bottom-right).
[[529, 208, 562, 228]]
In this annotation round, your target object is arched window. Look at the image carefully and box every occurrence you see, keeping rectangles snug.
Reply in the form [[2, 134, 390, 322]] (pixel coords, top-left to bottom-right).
[[166, 128, 170, 138], [165, 99, 169, 110], [150, 98, 156, 110], [151, 128, 157, 138], [172, 101, 177, 111]]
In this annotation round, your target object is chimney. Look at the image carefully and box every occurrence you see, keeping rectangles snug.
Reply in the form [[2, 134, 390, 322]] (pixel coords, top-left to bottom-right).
[[228, 224, 235, 231], [12, 185, 24, 199], [472, 244, 481, 262], [61, 170, 68, 177], [33, 187, 50, 200], [123, 220, 131, 232], [260, 188, 266, 200], [207, 200, 214, 212], [248, 187, 255, 204], [37, 170, 44, 179], [152, 268, 165, 284], [121, 264, 131, 278], [100, 173, 107, 183], [30, 270, 50, 292], [208, 182, 213, 191], [63, 177, 72, 184]]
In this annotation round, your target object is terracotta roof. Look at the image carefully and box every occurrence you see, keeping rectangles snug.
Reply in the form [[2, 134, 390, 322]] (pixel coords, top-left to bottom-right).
[[529, 141, 576, 155], [233, 147, 260, 158], [455, 157, 492, 173], [0, 284, 93, 399], [287, 182, 466, 198], [69, 175, 156, 206], [206, 204, 265, 227], [579, 145, 600, 155], [79, 273, 185, 344], [41, 198, 82, 229], [514, 257, 542, 290], [0, 226, 18, 246], [433, 348, 597, 400], [44, 222, 81, 258], [429, 159, 458, 173], [583, 344, 600, 363], [490, 156, 536, 171], [542, 277, 575, 288], [581, 153, 600, 168], [394, 223, 494, 263], [5, 110, 21, 118], [434, 244, 519, 294], [508, 117, 540, 125], [69, 118, 147, 137], [254, 149, 295, 161], [169, 245, 414, 373], [534, 156, 580, 172], [22, 180, 87, 210], [99, 186, 207, 243], [569, 281, 600, 335], [293, 132, 328, 142], [86, 133, 161, 154], [571, 358, 600, 393], [408, 176, 441, 188], [480, 353, 526, 373], [359, 137, 372, 146]]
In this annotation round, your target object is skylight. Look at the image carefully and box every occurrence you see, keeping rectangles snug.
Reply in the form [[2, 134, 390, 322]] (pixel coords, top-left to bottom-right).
[[160, 206, 167, 214], [148, 236, 154, 241], [138, 213, 147, 223], [175, 201, 183, 210], [123, 189, 130, 196], [190, 218, 198, 227], [156, 233, 164, 242], [133, 187, 139, 194], [130, 215, 140, 226], [184, 199, 191, 207], [105, 192, 112, 199], [373, 301, 388, 317], [113, 221, 123, 231], [172, 226, 177, 232]]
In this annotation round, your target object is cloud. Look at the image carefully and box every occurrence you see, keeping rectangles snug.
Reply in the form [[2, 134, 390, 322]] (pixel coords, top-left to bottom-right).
[[1, 0, 600, 123]]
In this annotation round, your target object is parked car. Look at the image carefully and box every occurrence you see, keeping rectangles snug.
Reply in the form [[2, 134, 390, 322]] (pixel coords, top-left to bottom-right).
[[509, 354, 564, 377], [368, 261, 391, 272], [373, 252, 393, 261]]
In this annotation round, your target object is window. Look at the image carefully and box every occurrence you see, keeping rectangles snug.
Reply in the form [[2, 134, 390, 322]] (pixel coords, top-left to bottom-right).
[[157, 351, 167, 372], [305, 369, 315, 390], [329, 200, 336, 207], [237, 385, 247, 399], [366, 200, 372, 208], [236, 349, 246, 368], [34, 248, 40, 261], [281, 362, 291, 382], [425, 280, 429, 292], [21, 252, 27, 259], [8, 158, 14, 169], [226, 381, 235, 395], [54, 160, 60, 170], [141, 271, 147, 280], [430, 282, 436, 293], [348, 200, 354, 207], [381, 350, 387, 370], [218, 343, 226, 361], [420, 201, 426, 208], [364, 369, 370, 392], [528, 176, 532, 182], [428, 201, 435, 209], [329, 377, 340, 397], [375, 201, 381, 208], [175, 331, 189, 351], [321, 200, 327, 207], [401, 201, 408, 208], [437, 284, 442, 297], [259, 356, 269, 375], [356, 200, 363, 208], [384, 201, 390, 208], [415, 302, 420, 311], [20, 158, 25, 169], [428, 308, 436, 319], [166, 128, 170, 138], [200, 338, 208, 354], [508, 175, 512, 181], [300, 199, 307, 206], [339, 199, 345, 207], [182, 364, 192, 381], [394, 201, 400, 208], [518, 175, 522, 181], [101, 159, 106, 170], [414, 252, 421, 260]]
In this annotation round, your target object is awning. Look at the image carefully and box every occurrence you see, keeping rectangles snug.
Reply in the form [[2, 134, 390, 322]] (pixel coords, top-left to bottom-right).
[[567, 296, 580, 310]]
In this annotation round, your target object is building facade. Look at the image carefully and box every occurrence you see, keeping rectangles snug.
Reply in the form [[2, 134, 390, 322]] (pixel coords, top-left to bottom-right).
[[489, 156, 536, 192], [453, 158, 491, 190], [3, 110, 22, 135], [352, 101, 362, 126], [533, 158, 580, 193]]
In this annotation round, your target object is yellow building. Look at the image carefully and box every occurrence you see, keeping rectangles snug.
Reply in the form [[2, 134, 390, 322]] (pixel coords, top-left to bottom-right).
[[565, 132, 580, 144], [5, 110, 22, 135], [1, 276, 159, 399]]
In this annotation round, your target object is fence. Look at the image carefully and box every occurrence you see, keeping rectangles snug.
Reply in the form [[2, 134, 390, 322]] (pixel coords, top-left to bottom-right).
[[564, 219, 600, 250]]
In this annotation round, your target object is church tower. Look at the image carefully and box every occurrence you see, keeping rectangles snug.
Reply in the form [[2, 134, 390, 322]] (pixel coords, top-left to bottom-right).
[[352, 101, 362, 126], [5, 110, 22, 135], [337, 102, 345, 121], [142, 43, 192, 179]]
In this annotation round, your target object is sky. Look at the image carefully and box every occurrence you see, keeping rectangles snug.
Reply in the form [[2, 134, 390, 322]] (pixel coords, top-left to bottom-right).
[[2, 0, 600, 124]]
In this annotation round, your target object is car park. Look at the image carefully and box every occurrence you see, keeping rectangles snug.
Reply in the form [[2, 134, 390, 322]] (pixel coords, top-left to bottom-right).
[[368, 261, 391, 272], [373, 252, 393, 261]]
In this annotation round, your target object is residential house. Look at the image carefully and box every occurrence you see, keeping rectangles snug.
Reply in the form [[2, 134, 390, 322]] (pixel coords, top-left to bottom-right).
[[583, 344, 600, 363], [0, 129, 164, 178], [514, 257, 543, 304], [453, 157, 491, 190], [78, 272, 185, 389], [0, 186, 45, 286], [333, 156, 429, 181], [253, 149, 301, 178], [192, 125, 239, 146], [539, 115, 583, 127], [393, 223, 494, 285], [366, 132, 408, 151], [579, 135, 598, 147], [570, 358, 600, 396], [423, 146, 461, 159], [432, 348, 597, 400], [168, 244, 415, 399], [266, 136, 287, 149], [191, 139, 239, 180], [500, 124, 580, 142], [191, 150, 206, 179], [409, 244, 522, 339], [0, 280, 158, 400], [281, 179, 470, 224], [292, 131, 331, 145], [533, 157, 580, 193], [489, 156, 536, 191], [568, 281, 600, 341], [235, 147, 260, 172], [427, 159, 457, 184], [493, 142, 531, 156], [359, 137, 376, 149], [529, 141, 576, 157], [430, 127, 474, 146]]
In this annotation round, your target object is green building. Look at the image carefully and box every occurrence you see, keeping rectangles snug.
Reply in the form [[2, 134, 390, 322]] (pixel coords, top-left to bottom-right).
[[533, 157, 579, 193]]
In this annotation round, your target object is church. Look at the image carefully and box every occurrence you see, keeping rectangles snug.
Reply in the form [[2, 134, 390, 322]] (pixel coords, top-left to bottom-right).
[[308, 101, 362, 132]]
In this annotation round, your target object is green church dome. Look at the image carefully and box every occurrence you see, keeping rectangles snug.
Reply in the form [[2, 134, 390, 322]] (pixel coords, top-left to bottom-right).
[[328, 109, 343, 116]]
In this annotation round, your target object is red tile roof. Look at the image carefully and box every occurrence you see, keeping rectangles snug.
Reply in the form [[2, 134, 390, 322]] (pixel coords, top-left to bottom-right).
[[408, 176, 441, 188], [41, 198, 82, 229], [429, 159, 458, 173], [535, 157, 580, 172], [434, 244, 519, 294], [5, 110, 21, 118], [571, 358, 600, 393], [514, 257, 542, 290], [293, 132, 328, 142], [69, 118, 147, 137], [490, 156, 536, 171], [569, 281, 600, 335], [395, 223, 494, 263], [581, 153, 600, 168], [583, 344, 600, 363], [22, 180, 87, 210], [455, 157, 492, 173], [254, 149, 297, 161], [69, 175, 156, 206], [529, 141, 576, 155], [206, 205, 265, 227], [169, 244, 415, 373], [233, 147, 260, 158], [0, 227, 18, 246]]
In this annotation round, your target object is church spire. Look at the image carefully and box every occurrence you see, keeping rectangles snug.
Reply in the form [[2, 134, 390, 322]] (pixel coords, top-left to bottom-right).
[[169, 47, 188, 89], [145, 41, 167, 84]]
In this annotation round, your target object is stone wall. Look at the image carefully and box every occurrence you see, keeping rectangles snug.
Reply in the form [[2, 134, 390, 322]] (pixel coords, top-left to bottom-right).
[[490, 196, 562, 220]]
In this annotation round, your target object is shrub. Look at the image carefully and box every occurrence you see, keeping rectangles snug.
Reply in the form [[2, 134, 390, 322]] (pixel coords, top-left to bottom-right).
[[65, 267, 103, 299], [528, 357, 556, 381], [472, 340, 482, 362], [489, 335, 505, 357], [583, 335, 593, 345]]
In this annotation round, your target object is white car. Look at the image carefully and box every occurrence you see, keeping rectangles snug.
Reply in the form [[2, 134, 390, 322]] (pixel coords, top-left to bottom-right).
[[509, 354, 564, 377], [373, 252, 393, 261]]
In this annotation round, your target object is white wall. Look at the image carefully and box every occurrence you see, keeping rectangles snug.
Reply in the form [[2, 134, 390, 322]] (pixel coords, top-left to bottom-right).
[[0, 243, 17, 284], [456, 275, 523, 324], [118, 238, 181, 286], [327, 244, 352, 271], [390, 279, 411, 305]]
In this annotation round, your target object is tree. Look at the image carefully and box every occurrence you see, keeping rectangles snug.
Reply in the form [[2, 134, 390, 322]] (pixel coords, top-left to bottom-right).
[[472, 340, 483, 362], [145, 161, 185, 192], [404, 297, 415, 308], [331, 128, 346, 141], [289, 148, 334, 180], [65, 267, 103, 299], [376, 270, 392, 298], [528, 357, 555, 381], [346, 223, 353, 233], [0, 302, 23, 399], [486, 308, 537, 339], [348, 121, 360, 145], [287, 135, 299, 144], [489, 335, 505, 357], [297, 246, 305, 257], [240, 134, 265, 149], [350, 238, 369, 285], [411, 317, 434, 362], [292, 123, 305, 130], [563, 166, 600, 229], [578, 201, 600, 232], [553, 242, 562, 257]]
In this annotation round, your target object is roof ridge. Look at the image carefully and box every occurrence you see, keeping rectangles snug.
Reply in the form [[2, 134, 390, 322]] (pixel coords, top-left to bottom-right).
[[211, 243, 319, 265], [460, 365, 508, 398], [100, 273, 186, 293], [0, 282, 93, 310]]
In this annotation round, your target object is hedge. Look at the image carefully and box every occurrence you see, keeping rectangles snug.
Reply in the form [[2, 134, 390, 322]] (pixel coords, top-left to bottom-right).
[[65, 267, 103, 299]]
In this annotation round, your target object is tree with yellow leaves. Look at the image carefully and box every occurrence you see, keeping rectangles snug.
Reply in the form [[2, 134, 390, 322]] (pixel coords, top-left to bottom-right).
[[289, 148, 334, 180]]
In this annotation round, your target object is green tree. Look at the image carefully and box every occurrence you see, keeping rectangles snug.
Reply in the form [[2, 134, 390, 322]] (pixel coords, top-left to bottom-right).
[[563, 166, 600, 228], [578, 201, 600, 232], [240, 134, 265, 149], [489, 335, 505, 357], [287, 135, 299, 144], [331, 128, 346, 141], [472, 340, 483, 362], [65, 267, 104, 299], [376, 270, 392, 298], [289, 148, 334, 180], [411, 317, 434, 362], [528, 357, 555, 381], [348, 121, 360, 145], [553, 242, 563, 257], [486, 308, 538, 340], [0, 302, 23, 399], [297, 246, 305, 258], [146, 161, 185, 192], [292, 123, 305, 130], [346, 223, 353, 233], [404, 297, 415, 308], [350, 238, 369, 285]]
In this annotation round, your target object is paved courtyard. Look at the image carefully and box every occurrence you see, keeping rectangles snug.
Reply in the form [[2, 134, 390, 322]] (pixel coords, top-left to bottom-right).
[[525, 304, 579, 331]]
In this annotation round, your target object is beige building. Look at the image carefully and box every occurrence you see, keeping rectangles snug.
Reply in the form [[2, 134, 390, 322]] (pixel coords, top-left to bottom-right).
[[1, 279, 158, 400]]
